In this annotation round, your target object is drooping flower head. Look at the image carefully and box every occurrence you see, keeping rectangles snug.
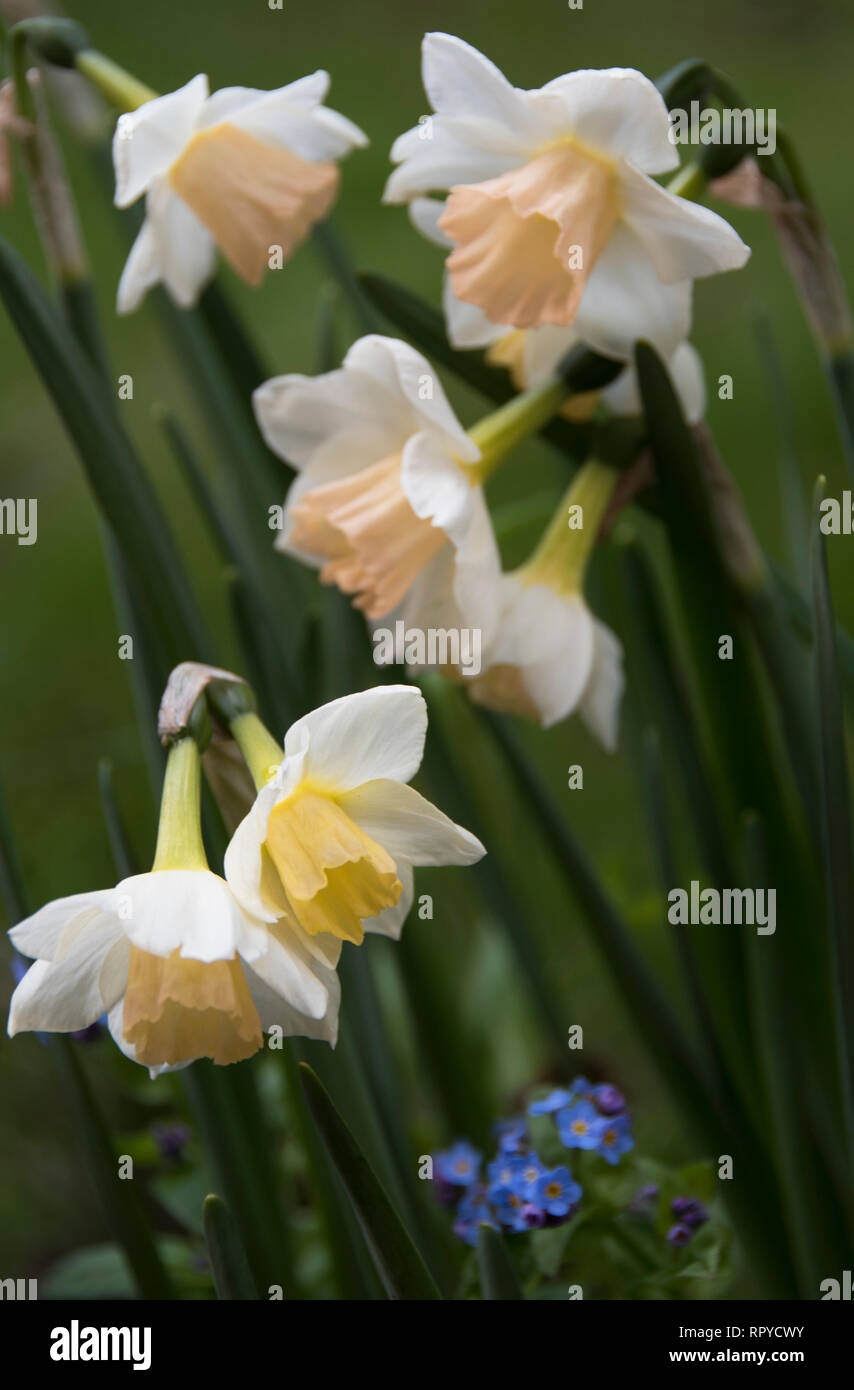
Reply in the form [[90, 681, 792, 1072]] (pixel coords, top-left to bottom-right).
[[223, 685, 485, 947], [254, 335, 504, 639], [386, 34, 749, 353], [113, 72, 367, 311], [8, 735, 339, 1072], [467, 460, 625, 745]]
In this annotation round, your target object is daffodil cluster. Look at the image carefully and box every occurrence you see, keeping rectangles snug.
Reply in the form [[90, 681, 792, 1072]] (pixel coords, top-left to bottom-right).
[[69, 30, 754, 750], [241, 35, 744, 747], [7, 679, 484, 1073]]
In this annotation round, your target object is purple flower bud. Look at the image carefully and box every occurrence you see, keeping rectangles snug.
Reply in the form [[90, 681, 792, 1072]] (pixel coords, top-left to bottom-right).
[[521, 1203, 547, 1229], [594, 1084, 626, 1116], [151, 1122, 191, 1162], [671, 1196, 709, 1229], [667, 1222, 694, 1247], [628, 1182, 659, 1216]]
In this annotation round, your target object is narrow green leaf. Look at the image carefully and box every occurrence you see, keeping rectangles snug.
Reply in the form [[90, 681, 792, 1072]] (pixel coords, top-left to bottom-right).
[[0, 778, 174, 1299], [182, 1062, 292, 1299], [97, 759, 140, 878], [422, 677, 569, 1062], [298, 1063, 442, 1301], [0, 235, 211, 663], [477, 1224, 524, 1300], [811, 478, 854, 1173], [203, 1194, 260, 1300], [754, 313, 811, 589], [741, 812, 825, 1296], [477, 708, 720, 1136], [280, 1045, 383, 1300], [772, 557, 854, 695], [312, 219, 377, 333]]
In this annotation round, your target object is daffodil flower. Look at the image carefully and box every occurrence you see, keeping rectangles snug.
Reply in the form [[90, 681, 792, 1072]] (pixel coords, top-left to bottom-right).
[[254, 334, 506, 635], [404, 201, 707, 425], [467, 462, 624, 746], [113, 71, 367, 311], [7, 737, 339, 1071], [223, 685, 486, 945], [385, 34, 749, 352]]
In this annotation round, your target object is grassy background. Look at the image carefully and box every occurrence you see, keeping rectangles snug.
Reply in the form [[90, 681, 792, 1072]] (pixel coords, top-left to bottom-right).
[[0, 0, 851, 1285]]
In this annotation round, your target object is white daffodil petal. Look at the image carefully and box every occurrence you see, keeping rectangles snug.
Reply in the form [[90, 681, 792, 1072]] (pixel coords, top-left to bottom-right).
[[620, 163, 751, 284], [601, 340, 705, 424], [113, 74, 209, 208], [409, 196, 454, 248], [452, 488, 503, 644], [421, 32, 540, 133], [667, 341, 707, 425], [116, 217, 163, 314], [539, 68, 679, 174], [284, 685, 428, 792], [245, 958, 340, 1044], [243, 921, 330, 1020], [338, 778, 486, 866], [147, 185, 217, 308], [401, 430, 474, 543], [525, 589, 597, 727], [8, 888, 115, 962], [223, 787, 284, 925], [480, 583, 596, 728], [226, 83, 367, 161], [385, 124, 519, 203], [116, 870, 244, 963], [254, 368, 406, 471], [573, 223, 692, 360], [8, 914, 125, 1035], [578, 619, 625, 752], [344, 336, 477, 457]]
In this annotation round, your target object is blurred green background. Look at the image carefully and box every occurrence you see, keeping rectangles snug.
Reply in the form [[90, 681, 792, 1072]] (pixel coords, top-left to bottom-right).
[[1, 0, 851, 1285]]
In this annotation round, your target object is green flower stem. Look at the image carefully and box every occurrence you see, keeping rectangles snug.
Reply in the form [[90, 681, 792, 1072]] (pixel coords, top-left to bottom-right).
[[202, 1194, 258, 1300], [666, 160, 707, 202], [742, 813, 824, 1297], [151, 736, 208, 872], [0, 779, 173, 1299], [466, 375, 570, 482], [811, 480, 854, 1184], [74, 50, 156, 111], [228, 711, 284, 791], [521, 459, 619, 592]]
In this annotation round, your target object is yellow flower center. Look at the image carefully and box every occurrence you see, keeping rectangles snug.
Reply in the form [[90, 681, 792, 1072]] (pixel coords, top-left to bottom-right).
[[439, 143, 619, 331], [169, 122, 338, 285], [264, 786, 402, 944], [123, 946, 262, 1067], [288, 452, 446, 619]]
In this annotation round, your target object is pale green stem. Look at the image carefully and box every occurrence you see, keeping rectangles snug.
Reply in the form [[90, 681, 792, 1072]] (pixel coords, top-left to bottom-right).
[[74, 50, 157, 111], [666, 160, 707, 203], [152, 735, 208, 871], [520, 459, 619, 594], [465, 375, 570, 483], [230, 712, 284, 791]]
